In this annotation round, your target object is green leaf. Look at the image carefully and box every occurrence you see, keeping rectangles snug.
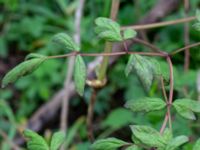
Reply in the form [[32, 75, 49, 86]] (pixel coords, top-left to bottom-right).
[[50, 131, 65, 150], [2, 58, 46, 88], [193, 22, 200, 31], [125, 97, 166, 112], [25, 53, 47, 60], [101, 108, 133, 129], [163, 128, 173, 143], [95, 17, 122, 42], [165, 135, 188, 150], [52, 33, 80, 51], [91, 137, 128, 150], [74, 55, 87, 96], [125, 54, 155, 91], [123, 29, 137, 40], [65, 117, 85, 148], [130, 125, 166, 148], [173, 99, 200, 120], [98, 30, 122, 42], [196, 9, 200, 22], [125, 145, 141, 150], [23, 129, 49, 150], [193, 138, 200, 150]]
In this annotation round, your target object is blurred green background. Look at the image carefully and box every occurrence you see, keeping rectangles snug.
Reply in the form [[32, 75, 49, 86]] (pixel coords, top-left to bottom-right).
[[0, 0, 200, 149]]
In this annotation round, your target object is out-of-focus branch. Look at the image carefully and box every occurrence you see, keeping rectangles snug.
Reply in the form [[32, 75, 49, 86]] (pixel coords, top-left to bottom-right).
[[184, 0, 190, 72], [0, 129, 21, 150], [60, 0, 85, 137]]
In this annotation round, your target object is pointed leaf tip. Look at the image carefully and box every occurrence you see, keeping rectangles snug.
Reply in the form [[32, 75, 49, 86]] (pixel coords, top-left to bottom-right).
[[2, 58, 46, 88], [52, 33, 80, 51]]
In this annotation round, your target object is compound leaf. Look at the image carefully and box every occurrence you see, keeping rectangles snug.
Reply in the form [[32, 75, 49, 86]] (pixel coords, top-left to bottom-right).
[[23, 129, 49, 150], [125, 54, 154, 91]]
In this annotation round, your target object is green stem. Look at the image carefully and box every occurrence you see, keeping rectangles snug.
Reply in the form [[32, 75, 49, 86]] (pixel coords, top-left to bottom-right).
[[97, 42, 113, 81]]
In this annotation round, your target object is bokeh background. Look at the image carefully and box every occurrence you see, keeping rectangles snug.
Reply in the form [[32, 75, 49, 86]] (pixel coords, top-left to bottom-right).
[[0, 0, 200, 149]]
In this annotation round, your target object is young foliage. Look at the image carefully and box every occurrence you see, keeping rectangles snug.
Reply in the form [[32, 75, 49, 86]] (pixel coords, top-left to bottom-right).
[[23, 129, 49, 150], [24, 130, 65, 150], [130, 125, 166, 148], [196, 9, 200, 22], [2, 57, 47, 88], [165, 135, 188, 150], [95, 17, 122, 42], [125, 97, 166, 112], [123, 29, 137, 40], [193, 138, 200, 150], [91, 137, 128, 150], [74, 55, 87, 96], [193, 10, 200, 31], [125, 54, 161, 91], [172, 99, 200, 120], [52, 33, 80, 51], [50, 131, 65, 150]]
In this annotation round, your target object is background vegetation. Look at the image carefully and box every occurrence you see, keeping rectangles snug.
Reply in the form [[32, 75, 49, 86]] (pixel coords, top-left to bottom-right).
[[0, 0, 200, 149]]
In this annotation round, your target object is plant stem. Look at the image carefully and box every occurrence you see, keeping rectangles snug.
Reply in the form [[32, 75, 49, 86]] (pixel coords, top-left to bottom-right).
[[86, 89, 97, 142], [121, 16, 196, 30], [166, 56, 174, 129], [160, 113, 169, 134], [171, 42, 200, 55], [48, 51, 166, 60], [97, 0, 120, 81], [183, 0, 190, 72], [98, 42, 113, 81]]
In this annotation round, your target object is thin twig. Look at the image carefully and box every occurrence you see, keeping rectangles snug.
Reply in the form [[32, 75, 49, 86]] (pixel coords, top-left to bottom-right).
[[171, 42, 200, 55], [121, 16, 196, 30], [160, 113, 169, 134], [184, 0, 190, 72], [160, 77, 168, 103], [132, 38, 164, 54], [87, 89, 98, 142], [0, 129, 21, 150], [48, 51, 166, 60], [166, 56, 174, 128]]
